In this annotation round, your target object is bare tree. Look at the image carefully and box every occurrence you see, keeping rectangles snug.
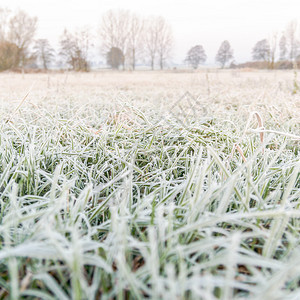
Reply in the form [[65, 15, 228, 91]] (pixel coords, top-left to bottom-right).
[[59, 29, 76, 69], [75, 27, 93, 69], [33, 39, 54, 70], [215, 40, 233, 68], [269, 33, 278, 69], [144, 16, 173, 70], [8, 10, 37, 68], [127, 13, 143, 70], [156, 17, 173, 70], [99, 10, 130, 69], [185, 45, 206, 69], [59, 28, 92, 71], [144, 17, 158, 70], [286, 20, 298, 61], [252, 39, 270, 61], [0, 7, 10, 42], [279, 34, 287, 61]]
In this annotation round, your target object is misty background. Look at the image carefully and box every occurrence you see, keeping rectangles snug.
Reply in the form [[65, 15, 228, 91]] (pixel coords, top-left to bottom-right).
[[1, 0, 300, 68]]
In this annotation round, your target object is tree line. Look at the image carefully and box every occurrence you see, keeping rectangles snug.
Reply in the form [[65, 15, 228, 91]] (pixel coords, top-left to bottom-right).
[[185, 40, 234, 69], [0, 7, 300, 72], [186, 20, 300, 70], [0, 8, 173, 72], [249, 21, 300, 69]]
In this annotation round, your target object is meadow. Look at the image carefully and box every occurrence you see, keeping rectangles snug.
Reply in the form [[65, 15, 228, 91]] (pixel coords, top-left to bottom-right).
[[0, 70, 299, 299]]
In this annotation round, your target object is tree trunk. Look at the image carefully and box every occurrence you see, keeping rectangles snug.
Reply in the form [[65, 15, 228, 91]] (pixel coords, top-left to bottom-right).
[[122, 54, 125, 71], [43, 59, 47, 70], [132, 48, 135, 70]]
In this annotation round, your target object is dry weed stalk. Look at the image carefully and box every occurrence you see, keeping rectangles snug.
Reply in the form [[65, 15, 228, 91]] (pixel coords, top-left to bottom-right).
[[234, 143, 247, 163]]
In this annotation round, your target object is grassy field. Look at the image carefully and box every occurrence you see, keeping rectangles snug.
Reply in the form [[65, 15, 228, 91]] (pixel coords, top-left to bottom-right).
[[0, 70, 299, 299]]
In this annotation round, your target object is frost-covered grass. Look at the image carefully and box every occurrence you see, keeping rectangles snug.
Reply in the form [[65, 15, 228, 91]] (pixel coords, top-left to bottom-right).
[[0, 70, 299, 299]]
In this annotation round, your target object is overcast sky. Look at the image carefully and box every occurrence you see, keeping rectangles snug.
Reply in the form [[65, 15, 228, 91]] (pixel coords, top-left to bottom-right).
[[2, 0, 300, 64]]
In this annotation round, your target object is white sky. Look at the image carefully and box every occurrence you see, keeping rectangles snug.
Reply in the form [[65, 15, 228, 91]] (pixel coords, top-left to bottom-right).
[[2, 0, 300, 64]]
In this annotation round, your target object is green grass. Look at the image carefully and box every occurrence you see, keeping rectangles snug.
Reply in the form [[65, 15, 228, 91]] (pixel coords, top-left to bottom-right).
[[0, 71, 300, 299]]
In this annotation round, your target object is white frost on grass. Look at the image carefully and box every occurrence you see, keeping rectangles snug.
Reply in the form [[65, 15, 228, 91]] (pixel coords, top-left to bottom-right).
[[0, 70, 299, 299]]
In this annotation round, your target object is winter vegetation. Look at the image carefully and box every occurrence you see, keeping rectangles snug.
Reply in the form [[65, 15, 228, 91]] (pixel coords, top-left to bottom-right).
[[1, 7, 300, 71], [0, 70, 299, 298], [0, 3, 300, 299]]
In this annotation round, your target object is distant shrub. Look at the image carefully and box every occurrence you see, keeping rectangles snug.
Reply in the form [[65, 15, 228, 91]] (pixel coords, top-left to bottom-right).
[[276, 60, 294, 69], [0, 41, 19, 71], [106, 47, 124, 70], [233, 60, 300, 70]]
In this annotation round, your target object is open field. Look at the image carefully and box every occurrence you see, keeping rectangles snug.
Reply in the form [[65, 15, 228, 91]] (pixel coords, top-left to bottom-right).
[[0, 70, 299, 299]]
